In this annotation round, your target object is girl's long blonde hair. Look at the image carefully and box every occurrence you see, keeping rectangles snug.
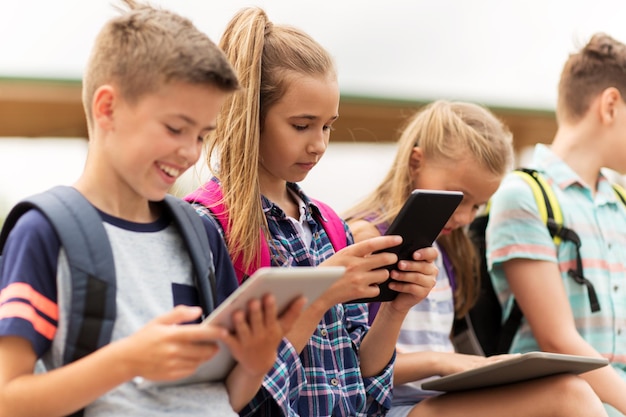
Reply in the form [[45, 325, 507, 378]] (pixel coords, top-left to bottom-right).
[[344, 100, 513, 316], [204, 7, 336, 270]]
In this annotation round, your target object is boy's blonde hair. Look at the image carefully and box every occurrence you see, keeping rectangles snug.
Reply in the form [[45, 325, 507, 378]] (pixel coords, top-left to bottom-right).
[[557, 33, 626, 124], [82, 0, 239, 136], [345, 100, 513, 316], [205, 7, 336, 270]]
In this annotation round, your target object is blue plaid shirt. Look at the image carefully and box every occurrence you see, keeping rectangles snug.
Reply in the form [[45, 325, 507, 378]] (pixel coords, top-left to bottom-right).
[[194, 182, 394, 417]]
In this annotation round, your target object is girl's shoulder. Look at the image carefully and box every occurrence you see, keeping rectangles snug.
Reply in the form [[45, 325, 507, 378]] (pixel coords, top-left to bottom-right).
[[346, 218, 381, 243]]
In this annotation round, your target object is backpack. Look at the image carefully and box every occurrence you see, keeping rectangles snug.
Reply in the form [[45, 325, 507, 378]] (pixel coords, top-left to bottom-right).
[[185, 179, 348, 283], [453, 168, 626, 357], [0, 186, 217, 417]]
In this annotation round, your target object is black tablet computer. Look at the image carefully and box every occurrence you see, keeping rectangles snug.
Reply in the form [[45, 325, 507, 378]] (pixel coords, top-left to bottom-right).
[[350, 189, 463, 303]]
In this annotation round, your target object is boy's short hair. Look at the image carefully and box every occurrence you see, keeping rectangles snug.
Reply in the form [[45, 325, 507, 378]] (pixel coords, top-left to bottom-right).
[[82, 0, 239, 133], [557, 33, 626, 123]]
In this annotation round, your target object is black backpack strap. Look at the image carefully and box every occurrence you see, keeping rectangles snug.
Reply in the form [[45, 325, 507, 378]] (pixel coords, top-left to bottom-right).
[[496, 300, 524, 354], [517, 168, 600, 313], [464, 214, 504, 355], [163, 196, 217, 316], [558, 228, 600, 312]]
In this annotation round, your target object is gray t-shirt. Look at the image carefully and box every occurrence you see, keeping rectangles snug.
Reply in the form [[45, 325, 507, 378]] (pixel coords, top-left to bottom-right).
[[41, 214, 237, 416]]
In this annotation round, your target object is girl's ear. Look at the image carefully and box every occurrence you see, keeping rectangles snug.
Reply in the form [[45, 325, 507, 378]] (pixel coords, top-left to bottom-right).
[[92, 85, 116, 131], [409, 146, 424, 175]]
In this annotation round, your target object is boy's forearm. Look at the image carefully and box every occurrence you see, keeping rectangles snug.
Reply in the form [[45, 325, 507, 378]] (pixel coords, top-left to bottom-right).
[[0, 341, 132, 417]]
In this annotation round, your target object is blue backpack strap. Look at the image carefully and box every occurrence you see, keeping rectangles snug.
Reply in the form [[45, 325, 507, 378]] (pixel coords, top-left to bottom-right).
[[162, 196, 216, 315], [0, 190, 215, 417], [0, 186, 117, 366]]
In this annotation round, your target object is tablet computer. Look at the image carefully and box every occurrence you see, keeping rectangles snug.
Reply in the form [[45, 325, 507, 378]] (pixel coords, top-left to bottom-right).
[[421, 351, 608, 392], [350, 189, 463, 303], [139, 266, 345, 388]]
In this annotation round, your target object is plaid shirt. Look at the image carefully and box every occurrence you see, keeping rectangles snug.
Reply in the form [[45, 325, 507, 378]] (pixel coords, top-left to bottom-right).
[[194, 182, 393, 417]]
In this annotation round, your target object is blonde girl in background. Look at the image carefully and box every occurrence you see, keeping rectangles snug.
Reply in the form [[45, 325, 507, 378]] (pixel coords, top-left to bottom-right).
[[345, 100, 608, 417]]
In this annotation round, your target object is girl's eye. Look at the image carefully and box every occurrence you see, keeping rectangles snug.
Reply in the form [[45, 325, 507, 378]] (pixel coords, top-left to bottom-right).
[[323, 125, 335, 132], [166, 125, 182, 135], [294, 124, 307, 131]]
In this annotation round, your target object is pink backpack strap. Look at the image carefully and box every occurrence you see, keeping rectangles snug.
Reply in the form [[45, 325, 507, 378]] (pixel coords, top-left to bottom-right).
[[185, 180, 270, 284], [186, 181, 347, 282], [311, 198, 348, 251]]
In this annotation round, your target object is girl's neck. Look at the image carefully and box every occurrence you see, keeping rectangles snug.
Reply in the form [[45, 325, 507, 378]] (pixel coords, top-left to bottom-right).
[[259, 178, 300, 219]]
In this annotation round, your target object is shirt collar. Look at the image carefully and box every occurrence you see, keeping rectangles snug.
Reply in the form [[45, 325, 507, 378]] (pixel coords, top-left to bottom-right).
[[261, 182, 318, 219], [532, 143, 617, 204]]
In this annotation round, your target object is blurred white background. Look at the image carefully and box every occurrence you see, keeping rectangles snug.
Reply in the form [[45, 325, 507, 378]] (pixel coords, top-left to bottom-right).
[[2, 0, 626, 215], [3, 0, 626, 109]]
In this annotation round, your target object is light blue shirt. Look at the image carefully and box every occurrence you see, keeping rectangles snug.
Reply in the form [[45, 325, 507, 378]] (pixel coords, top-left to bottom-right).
[[486, 144, 626, 376]]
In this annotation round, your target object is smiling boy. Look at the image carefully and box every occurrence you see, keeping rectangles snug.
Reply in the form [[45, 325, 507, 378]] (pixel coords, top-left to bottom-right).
[[0, 1, 304, 416]]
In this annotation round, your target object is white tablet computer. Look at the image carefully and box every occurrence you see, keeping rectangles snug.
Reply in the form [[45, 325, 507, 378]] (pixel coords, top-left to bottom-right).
[[421, 351, 608, 392], [139, 265, 345, 388]]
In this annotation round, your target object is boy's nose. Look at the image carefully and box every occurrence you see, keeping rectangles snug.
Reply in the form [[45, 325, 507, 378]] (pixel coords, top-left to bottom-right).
[[178, 141, 202, 167]]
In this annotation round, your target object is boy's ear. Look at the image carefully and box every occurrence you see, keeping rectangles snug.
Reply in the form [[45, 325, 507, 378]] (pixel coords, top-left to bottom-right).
[[598, 87, 622, 124], [409, 146, 424, 174], [92, 85, 116, 131]]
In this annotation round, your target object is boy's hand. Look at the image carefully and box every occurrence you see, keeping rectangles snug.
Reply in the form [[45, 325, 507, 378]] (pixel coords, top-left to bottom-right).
[[387, 246, 439, 313], [221, 294, 306, 377], [318, 235, 403, 306], [118, 305, 228, 383]]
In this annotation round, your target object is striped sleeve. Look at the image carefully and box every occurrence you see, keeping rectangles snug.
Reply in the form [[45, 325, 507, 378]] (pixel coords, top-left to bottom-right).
[[486, 172, 558, 269], [0, 210, 59, 356]]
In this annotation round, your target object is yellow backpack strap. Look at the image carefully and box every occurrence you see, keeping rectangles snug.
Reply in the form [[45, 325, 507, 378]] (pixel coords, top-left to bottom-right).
[[481, 199, 492, 216], [612, 183, 626, 206], [508, 169, 601, 313], [513, 169, 563, 245]]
